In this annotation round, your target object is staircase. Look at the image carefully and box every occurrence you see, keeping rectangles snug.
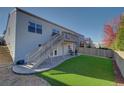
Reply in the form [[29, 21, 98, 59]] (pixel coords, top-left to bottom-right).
[[25, 33, 64, 69]]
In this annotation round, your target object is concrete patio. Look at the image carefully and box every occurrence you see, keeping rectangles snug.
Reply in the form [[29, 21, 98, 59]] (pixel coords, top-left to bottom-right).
[[13, 55, 78, 74]]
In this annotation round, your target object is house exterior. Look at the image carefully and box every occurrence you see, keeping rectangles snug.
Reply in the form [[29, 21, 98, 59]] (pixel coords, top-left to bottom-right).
[[4, 8, 85, 68], [84, 37, 93, 48], [0, 34, 5, 45], [0, 36, 3, 45]]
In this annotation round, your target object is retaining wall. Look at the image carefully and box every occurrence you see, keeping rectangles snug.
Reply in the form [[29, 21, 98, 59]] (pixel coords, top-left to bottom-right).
[[114, 51, 124, 78]]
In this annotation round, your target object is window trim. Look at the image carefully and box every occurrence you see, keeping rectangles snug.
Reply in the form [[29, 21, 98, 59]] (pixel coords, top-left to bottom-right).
[[36, 24, 42, 34], [28, 21, 42, 34], [53, 48, 58, 56], [28, 22, 36, 33]]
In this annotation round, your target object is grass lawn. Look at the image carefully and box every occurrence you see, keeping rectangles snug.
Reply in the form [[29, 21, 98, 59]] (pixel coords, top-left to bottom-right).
[[37, 55, 116, 86]]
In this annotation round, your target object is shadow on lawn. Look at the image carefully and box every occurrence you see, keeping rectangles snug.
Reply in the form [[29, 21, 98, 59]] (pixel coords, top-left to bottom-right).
[[39, 75, 67, 86]]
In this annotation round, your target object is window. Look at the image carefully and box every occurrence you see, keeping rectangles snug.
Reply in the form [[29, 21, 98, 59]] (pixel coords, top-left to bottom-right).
[[54, 49, 57, 56], [28, 22, 35, 33], [52, 29, 59, 36], [80, 41, 84, 47], [36, 24, 42, 34], [65, 34, 70, 39], [28, 22, 42, 34]]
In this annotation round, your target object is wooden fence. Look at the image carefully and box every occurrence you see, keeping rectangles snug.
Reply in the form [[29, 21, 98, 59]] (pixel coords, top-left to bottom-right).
[[79, 48, 113, 58]]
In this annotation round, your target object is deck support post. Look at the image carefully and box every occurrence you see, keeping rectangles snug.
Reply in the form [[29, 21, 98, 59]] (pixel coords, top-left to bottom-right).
[[50, 41, 53, 63], [62, 41, 64, 60]]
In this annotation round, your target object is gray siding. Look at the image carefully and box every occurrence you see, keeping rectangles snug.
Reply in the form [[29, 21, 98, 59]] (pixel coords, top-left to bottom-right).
[[5, 8, 83, 63], [4, 11, 16, 62]]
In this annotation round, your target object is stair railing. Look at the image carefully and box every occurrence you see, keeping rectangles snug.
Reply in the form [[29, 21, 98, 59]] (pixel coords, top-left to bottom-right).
[[26, 33, 60, 62], [26, 33, 64, 67], [33, 35, 64, 68]]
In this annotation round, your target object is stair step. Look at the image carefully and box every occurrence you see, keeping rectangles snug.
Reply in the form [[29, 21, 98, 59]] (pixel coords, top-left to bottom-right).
[[26, 34, 64, 68], [22, 64, 34, 69]]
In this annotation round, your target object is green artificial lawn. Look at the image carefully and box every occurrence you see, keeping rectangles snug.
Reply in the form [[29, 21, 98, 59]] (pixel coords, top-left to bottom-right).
[[37, 55, 116, 86]]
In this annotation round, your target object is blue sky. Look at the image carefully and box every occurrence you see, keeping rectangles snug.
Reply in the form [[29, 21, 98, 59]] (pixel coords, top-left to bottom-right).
[[0, 7, 124, 42]]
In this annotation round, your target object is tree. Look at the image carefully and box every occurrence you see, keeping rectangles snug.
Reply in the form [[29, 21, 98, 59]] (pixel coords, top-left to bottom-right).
[[115, 15, 124, 51], [115, 29, 124, 51], [102, 24, 116, 48], [103, 15, 124, 51]]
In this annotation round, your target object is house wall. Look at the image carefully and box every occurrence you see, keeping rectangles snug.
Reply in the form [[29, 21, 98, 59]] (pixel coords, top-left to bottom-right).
[[14, 10, 77, 63], [15, 10, 53, 62], [4, 11, 16, 62], [50, 42, 76, 57], [4, 8, 84, 63], [63, 42, 75, 55]]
